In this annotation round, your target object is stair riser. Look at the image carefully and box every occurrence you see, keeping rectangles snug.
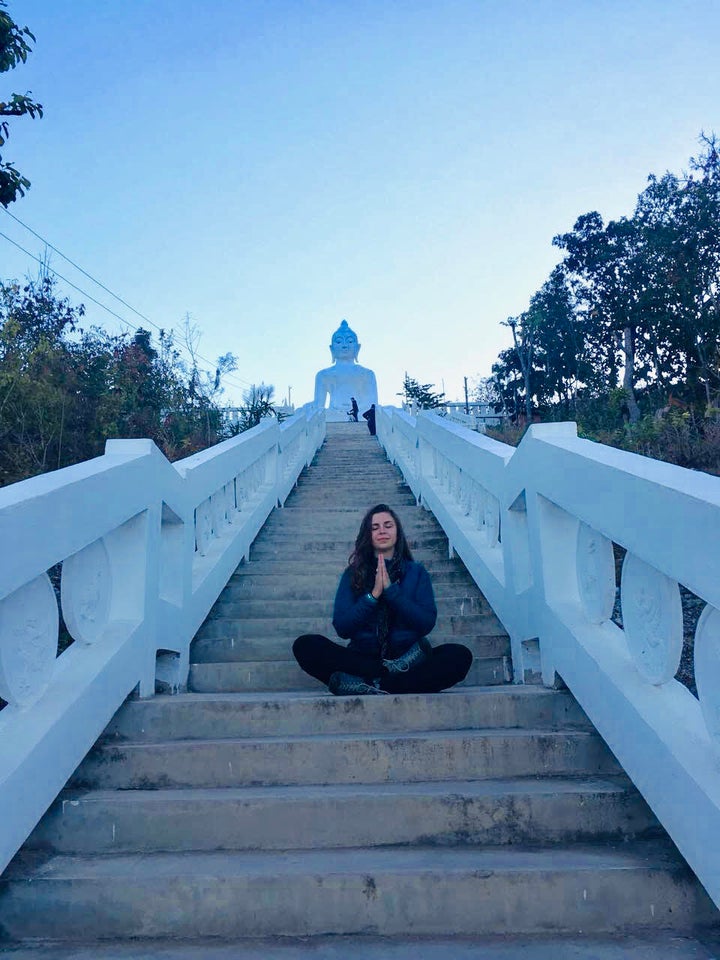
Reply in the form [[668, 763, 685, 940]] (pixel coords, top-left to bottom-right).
[[284, 500, 419, 511], [209, 596, 493, 618], [263, 504, 441, 519], [254, 526, 445, 542], [196, 614, 505, 641], [28, 787, 658, 855], [1, 865, 711, 940], [190, 634, 510, 663], [248, 540, 450, 560], [231, 559, 471, 577], [187, 656, 510, 692], [103, 691, 594, 743], [222, 572, 479, 597], [70, 733, 620, 790]]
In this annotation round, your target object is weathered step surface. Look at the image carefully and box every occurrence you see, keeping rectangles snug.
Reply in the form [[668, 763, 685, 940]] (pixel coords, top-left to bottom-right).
[[187, 651, 510, 692], [189, 632, 510, 664], [220, 568, 479, 598], [227, 557, 473, 577], [2, 843, 716, 941], [2, 934, 720, 960], [101, 687, 594, 742], [69, 726, 620, 791], [196, 612, 506, 641], [27, 776, 659, 855], [4, 421, 717, 951]]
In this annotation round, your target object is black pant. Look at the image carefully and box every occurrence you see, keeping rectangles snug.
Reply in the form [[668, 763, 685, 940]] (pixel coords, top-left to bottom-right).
[[293, 634, 473, 694]]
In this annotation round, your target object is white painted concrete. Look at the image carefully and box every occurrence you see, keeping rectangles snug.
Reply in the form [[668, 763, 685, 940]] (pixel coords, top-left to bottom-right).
[[376, 405, 720, 909], [0, 406, 324, 875]]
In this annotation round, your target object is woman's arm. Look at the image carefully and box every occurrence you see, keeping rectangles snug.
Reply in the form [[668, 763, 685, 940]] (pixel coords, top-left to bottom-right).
[[383, 564, 437, 635], [332, 568, 377, 638]]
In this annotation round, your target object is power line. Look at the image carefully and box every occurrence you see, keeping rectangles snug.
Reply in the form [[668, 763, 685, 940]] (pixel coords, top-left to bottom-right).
[[1, 230, 140, 331], [4, 206, 161, 330], [0, 209, 255, 392]]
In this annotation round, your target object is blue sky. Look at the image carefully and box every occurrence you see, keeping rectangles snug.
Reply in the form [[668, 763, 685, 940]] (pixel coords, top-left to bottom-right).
[[2, 0, 719, 407]]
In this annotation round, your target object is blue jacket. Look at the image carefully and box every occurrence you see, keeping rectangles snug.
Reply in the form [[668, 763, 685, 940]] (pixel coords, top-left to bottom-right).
[[332, 560, 437, 659]]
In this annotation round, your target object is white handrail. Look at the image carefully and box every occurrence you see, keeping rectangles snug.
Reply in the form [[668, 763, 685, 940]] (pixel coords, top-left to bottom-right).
[[0, 405, 325, 875], [376, 405, 720, 907]]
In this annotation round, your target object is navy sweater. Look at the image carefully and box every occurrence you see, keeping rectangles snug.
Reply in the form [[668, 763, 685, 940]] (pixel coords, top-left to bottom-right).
[[332, 560, 437, 658]]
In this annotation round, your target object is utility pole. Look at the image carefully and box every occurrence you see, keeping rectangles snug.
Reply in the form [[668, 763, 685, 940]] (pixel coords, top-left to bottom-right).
[[288, 386, 292, 408], [464, 377, 469, 415]]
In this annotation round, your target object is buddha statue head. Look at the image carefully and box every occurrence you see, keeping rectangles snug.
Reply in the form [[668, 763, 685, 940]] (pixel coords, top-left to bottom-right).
[[330, 319, 360, 363]]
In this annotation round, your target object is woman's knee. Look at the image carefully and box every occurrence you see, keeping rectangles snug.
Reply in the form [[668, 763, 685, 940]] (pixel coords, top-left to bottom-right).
[[456, 643, 473, 673], [293, 633, 325, 664], [435, 642, 473, 682]]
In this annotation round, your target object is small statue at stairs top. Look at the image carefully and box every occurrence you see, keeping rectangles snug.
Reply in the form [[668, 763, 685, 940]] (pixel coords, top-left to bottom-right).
[[314, 319, 378, 422]]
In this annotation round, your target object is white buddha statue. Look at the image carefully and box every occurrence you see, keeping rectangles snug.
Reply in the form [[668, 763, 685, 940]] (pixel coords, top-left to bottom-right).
[[314, 320, 378, 422]]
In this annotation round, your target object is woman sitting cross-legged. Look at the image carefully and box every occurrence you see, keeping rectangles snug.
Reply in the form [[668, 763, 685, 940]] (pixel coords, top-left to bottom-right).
[[293, 503, 473, 695]]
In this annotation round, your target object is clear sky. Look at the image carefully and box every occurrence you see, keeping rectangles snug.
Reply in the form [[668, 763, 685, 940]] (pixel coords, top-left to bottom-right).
[[1, 0, 719, 407]]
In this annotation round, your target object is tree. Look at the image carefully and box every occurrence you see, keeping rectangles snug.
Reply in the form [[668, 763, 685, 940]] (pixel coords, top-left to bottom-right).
[[471, 375, 503, 410], [0, 277, 240, 484], [0, 276, 85, 481], [236, 383, 275, 432], [180, 315, 238, 446], [503, 311, 540, 423], [0, 1, 43, 206], [398, 374, 445, 410]]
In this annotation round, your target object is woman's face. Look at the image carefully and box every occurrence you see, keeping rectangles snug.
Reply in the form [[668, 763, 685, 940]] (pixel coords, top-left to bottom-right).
[[371, 511, 398, 557]]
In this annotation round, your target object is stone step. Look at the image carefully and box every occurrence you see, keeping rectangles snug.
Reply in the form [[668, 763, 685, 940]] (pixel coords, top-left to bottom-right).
[[287, 492, 416, 504], [292, 471, 407, 479], [294, 468, 403, 478], [27, 777, 659, 856], [290, 485, 412, 496], [262, 504, 440, 520], [3, 934, 720, 960], [2, 842, 715, 941], [190, 633, 510, 664], [247, 547, 450, 563], [187, 655, 510, 692], [230, 558, 473, 577], [218, 570, 479, 598], [70, 727, 620, 791], [248, 537, 449, 558], [197, 613, 506, 641], [208, 595, 494, 620], [256, 515, 438, 530], [102, 688, 594, 743]]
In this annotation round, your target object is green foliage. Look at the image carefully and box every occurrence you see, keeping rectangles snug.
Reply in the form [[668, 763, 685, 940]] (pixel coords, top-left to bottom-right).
[[399, 374, 445, 410], [0, 277, 239, 485], [228, 383, 276, 434], [492, 133, 720, 434], [0, 1, 43, 205]]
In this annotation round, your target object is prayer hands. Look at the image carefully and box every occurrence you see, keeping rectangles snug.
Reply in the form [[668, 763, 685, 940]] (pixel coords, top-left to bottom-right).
[[372, 555, 391, 599]]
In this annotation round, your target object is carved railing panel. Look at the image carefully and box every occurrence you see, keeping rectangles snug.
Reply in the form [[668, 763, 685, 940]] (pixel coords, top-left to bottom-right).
[[0, 573, 58, 707], [620, 553, 684, 686], [0, 405, 324, 875], [376, 408, 720, 908]]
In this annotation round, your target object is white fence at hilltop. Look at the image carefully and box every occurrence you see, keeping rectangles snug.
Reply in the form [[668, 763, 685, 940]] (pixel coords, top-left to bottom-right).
[[376, 405, 720, 909], [0, 406, 325, 875]]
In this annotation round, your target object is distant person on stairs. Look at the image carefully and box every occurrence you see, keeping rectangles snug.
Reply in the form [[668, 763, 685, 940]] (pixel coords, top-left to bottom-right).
[[362, 404, 376, 435], [293, 504, 472, 695]]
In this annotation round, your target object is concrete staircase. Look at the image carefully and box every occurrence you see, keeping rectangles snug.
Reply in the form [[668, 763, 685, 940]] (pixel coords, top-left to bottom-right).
[[1, 422, 718, 956]]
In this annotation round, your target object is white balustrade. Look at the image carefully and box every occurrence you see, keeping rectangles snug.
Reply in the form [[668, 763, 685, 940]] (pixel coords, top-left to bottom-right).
[[0, 405, 324, 875], [376, 406, 720, 908]]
